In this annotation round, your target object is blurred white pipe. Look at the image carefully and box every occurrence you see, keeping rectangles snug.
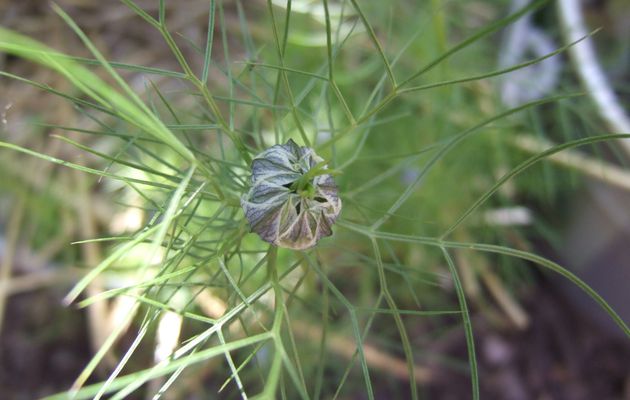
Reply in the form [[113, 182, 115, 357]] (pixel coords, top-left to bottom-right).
[[154, 310, 183, 363], [558, 0, 630, 155], [499, 0, 561, 107]]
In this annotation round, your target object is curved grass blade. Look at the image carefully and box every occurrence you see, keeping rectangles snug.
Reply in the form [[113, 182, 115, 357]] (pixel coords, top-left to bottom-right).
[[338, 221, 630, 338], [266, 0, 312, 147], [441, 133, 630, 239], [441, 248, 479, 400], [370, 238, 418, 399], [348, 0, 396, 88], [201, 0, 217, 85], [305, 255, 375, 400], [397, 0, 548, 88], [398, 31, 596, 95]]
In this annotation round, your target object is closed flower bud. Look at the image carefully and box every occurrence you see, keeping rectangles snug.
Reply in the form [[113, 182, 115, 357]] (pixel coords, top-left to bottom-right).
[[241, 139, 341, 250]]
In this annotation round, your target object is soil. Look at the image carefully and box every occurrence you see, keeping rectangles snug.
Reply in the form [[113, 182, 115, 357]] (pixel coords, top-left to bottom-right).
[[2, 278, 629, 399], [425, 280, 630, 400], [0, 288, 92, 400]]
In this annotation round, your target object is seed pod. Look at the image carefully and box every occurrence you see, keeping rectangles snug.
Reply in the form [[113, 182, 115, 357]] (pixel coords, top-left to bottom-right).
[[241, 139, 341, 250]]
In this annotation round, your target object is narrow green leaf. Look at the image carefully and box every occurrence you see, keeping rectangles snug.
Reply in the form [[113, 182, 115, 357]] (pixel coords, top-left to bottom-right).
[[441, 248, 479, 400]]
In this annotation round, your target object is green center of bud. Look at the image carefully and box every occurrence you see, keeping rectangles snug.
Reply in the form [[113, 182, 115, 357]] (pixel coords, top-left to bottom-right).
[[296, 181, 316, 199], [289, 160, 338, 200]]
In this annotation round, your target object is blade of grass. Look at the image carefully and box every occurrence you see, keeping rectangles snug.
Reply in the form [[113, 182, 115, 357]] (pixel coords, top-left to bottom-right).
[[51, 135, 177, 182], [60, 55, 185, 78], [348, 0, 396, 88], [370, 238, 418, 399], [323, 0, 355, 124], [201, 0, 217, 85], [440, 248, 479, 400], [266, 0, 312, 147]]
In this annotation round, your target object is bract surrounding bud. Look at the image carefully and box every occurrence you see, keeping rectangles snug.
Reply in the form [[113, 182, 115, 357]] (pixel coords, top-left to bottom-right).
[[241, 139, 341, 250]]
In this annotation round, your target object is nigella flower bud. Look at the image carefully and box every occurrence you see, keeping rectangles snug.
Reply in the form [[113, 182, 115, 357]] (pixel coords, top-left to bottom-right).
[[241, 139, 341, 250]]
